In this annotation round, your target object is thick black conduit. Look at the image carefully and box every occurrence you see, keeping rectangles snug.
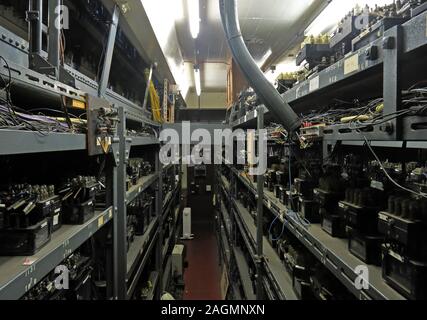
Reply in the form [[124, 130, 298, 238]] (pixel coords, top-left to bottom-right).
[[220, 0, 301, 133]]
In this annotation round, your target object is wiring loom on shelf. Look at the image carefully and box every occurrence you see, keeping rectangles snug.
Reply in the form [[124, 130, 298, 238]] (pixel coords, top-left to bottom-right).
[[0, 55, 85, 134]]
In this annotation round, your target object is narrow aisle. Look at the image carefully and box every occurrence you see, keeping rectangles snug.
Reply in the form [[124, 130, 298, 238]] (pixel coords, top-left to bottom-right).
[[183, 193, 222, 300]]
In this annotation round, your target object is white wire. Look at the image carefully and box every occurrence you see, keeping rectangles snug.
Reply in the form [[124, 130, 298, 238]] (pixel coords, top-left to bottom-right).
[[362, 135, 427, 199]]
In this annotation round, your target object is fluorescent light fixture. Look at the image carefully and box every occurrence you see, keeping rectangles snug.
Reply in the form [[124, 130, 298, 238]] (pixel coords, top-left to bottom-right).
[[264, 61, 300, 84], [257, 49, 272, 68], [305, 0, 394, 36], [188, 0, 200, 39], [194, 65, 201, 96]]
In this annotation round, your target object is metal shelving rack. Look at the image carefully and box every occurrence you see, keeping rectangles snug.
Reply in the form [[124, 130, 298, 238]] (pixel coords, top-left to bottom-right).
[[231, 11, 427, 142], [221, 9, 427, 301], [227, 167, 405, 300], [0, 107, 174, 300], [216, 171, 298, 301], [0, 209, 113, 300], [0, 1, 182, 301]]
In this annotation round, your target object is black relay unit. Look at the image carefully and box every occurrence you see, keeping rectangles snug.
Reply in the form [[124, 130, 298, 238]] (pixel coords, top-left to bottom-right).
[[128, 192, 154, 236], [265, 170, 277, 192], [0, 207, 4, 229], [0, 184, 61, 230], [298, 198, 320, 223], [0, 184, 61, 255], [314, 188, 346, 238], [352, 17, 408, 51], [294, 178, 315, 198], [340, 187, 384, 265], [296, 43, 332, 71], [0, 218, 51, 256], [22, 250, 94, 300], [378, 194, 427, 299], [59, 176, 99, 225], [295, 177, 320, 223], [378, 199, 427, 260], [382, 245, 427, 300], [126, 158, 153, 190], [347, 226, 382, 266]]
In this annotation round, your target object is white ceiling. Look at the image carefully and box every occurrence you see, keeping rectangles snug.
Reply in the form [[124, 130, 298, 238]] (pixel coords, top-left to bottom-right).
[[143, 0, 329, 100], [177, 0, 329, 93]]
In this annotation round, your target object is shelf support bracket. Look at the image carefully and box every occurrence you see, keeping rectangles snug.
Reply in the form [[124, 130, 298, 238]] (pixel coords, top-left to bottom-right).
[[383, 25, 403, 140], [98, 5, 120, 98], [256, 107, 265, 300]]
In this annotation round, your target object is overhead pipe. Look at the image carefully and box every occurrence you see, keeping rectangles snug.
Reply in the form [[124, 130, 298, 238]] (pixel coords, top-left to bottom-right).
[[219, 0, 301, 133]]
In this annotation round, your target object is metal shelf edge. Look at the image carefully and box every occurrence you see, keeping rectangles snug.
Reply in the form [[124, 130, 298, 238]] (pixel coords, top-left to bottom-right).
[[0, 207, 113, 300]]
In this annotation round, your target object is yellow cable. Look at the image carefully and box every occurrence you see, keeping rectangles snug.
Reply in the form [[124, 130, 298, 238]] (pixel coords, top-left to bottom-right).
[[148, 81, 163, 123]]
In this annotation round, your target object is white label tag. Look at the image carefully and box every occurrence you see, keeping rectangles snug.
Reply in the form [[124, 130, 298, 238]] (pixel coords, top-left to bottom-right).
[[378, 213, 388, 221], [53, 214, 59, 226], [371, 180, 384, 191], [389, 250, 404, 262], [344, 54, 359, 75], [98, 216, 104, 228]]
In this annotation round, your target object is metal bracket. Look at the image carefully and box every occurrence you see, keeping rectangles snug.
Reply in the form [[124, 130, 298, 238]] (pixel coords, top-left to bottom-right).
[[111, 137, 120, 167], [29, 53, 76, 86], [383, 25, 403, 140], [98, 5, 120, 98], [25, 11, 40, 21]]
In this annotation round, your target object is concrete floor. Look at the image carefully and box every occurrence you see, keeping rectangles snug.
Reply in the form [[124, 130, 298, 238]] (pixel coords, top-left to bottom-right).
[[183, 192, 222, 300]]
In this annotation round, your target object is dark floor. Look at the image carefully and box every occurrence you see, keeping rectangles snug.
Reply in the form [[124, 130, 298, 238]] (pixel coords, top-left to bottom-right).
[[183, 191, 222, 300]]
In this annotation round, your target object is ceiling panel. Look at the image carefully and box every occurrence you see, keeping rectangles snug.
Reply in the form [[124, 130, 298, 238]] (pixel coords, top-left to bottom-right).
[[170, 0, 329, 98]]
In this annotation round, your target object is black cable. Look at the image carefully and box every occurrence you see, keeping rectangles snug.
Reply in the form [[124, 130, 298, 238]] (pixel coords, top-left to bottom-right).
[[60, 95, 73, 130]]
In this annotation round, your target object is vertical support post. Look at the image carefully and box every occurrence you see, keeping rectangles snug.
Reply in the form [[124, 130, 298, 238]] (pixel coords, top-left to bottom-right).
[[48, 0, 61, 72], [28, 0, 43, 66], [105, 155, 115, 300], [256, 108, 265, 300], [383, 26, 403, 140], [155, 146, 164, 297], [163, 79, 169, 122], [98, 5, 120, 98], [114, 107, 127, 300]]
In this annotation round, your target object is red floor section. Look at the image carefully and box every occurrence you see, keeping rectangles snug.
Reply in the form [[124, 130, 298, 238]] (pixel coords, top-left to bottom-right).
[[183, 194, 222, 300]]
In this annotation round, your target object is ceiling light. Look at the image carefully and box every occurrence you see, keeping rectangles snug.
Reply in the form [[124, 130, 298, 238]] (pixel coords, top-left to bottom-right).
[[194, 65, 201, 96], [257, 49, 272, 68], [188, 0, 200, 39]]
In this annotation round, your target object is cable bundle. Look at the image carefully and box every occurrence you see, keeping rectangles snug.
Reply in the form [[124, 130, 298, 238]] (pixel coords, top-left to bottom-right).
[[0, 105, 74, 134], [148, 81, 163, 123], [0, 55, 86, 134], [301, 85, 427, 129]]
